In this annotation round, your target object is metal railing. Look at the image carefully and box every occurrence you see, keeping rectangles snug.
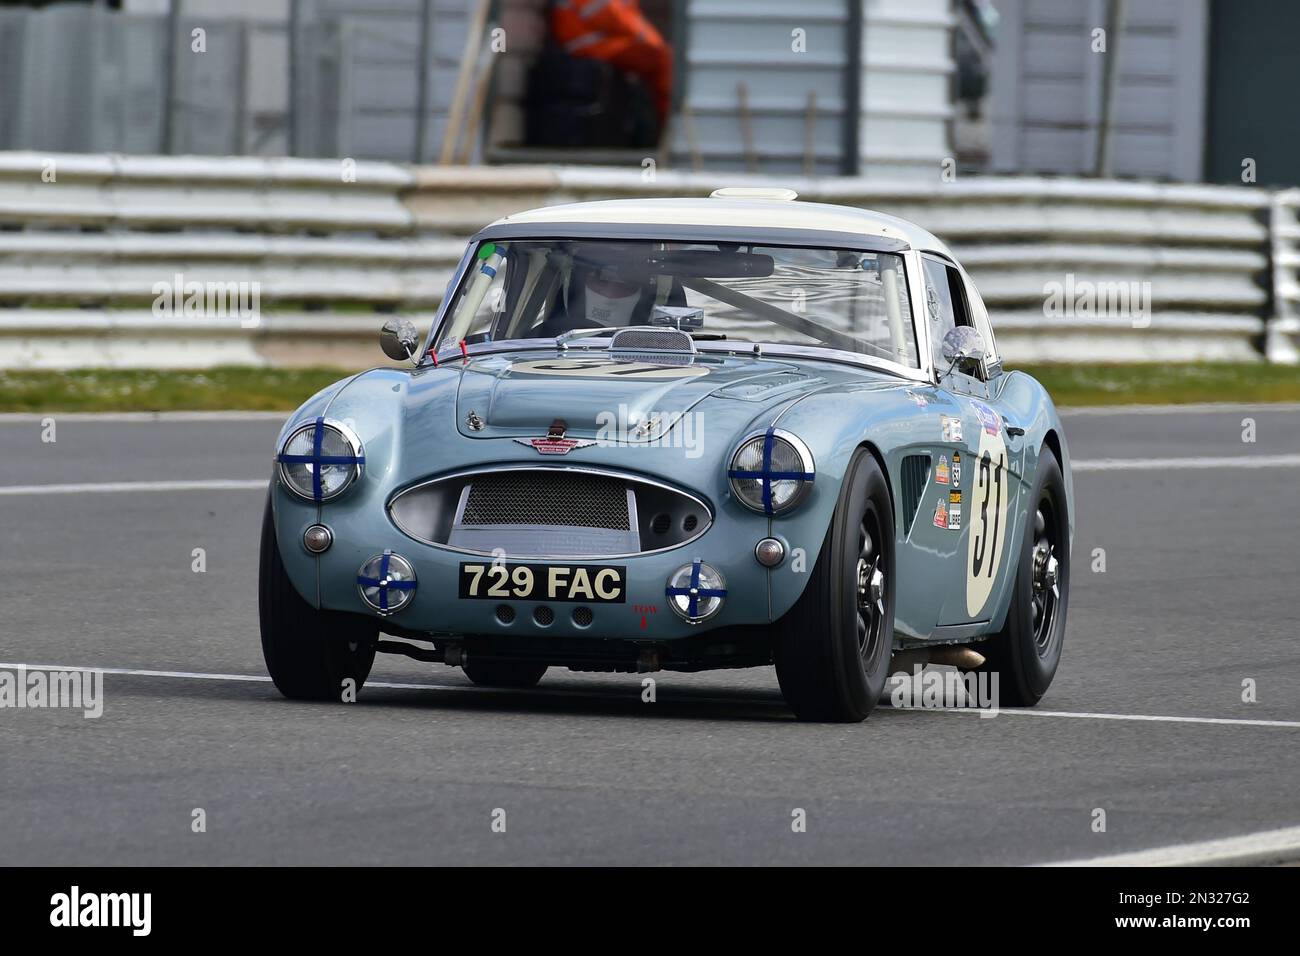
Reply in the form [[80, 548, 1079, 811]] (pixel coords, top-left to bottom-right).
[[0, 152, 1292, 369]]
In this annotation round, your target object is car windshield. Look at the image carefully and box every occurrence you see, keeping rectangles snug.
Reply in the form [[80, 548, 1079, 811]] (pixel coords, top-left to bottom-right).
[[433, 239, 920, 368]]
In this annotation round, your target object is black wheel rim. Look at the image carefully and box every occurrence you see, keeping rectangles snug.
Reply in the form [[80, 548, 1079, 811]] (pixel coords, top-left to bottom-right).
[[855, 507, 887, 669], [1030, 492, 1061, 654]]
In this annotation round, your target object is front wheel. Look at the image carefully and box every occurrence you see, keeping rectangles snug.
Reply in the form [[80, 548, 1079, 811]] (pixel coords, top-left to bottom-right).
[[774, 448, 895, 722], [979, 449, 1070, 706], [259, 497, 377, 701]]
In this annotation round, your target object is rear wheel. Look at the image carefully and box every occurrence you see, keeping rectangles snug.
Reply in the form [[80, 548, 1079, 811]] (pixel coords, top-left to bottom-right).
[[463, 658, 548, 688], [979, 449, 1069, 706], [774, 448, 895, 722], [259, 498, 377, 701]]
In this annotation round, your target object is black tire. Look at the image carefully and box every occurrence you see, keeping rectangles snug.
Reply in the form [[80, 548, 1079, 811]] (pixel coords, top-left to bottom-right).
[[979, 448, 1070, 706], [462, 658, 548, 688], [259, 497, 377, 701], [774, 448, 896, 722]]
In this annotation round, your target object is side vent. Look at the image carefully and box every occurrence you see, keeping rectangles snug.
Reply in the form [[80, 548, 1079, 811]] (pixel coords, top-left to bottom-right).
[[900, 454, 931, 535]]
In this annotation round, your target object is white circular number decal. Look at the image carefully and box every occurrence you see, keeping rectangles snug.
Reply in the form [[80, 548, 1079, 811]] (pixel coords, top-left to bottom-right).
[[509, 358, 708, 380], [966, 429, 1010, 617]]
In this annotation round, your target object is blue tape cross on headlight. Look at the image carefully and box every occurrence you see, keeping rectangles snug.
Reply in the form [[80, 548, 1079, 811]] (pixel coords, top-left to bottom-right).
[[356, 550, 416, 612], [276, 416, 365, 501], [726, 426, 815, 515], [665, 559, 727, 618]]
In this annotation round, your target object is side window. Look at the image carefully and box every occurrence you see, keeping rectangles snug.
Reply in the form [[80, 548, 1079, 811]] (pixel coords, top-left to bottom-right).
[[922, 254, 983, 378], [922, 256, 961, 370]]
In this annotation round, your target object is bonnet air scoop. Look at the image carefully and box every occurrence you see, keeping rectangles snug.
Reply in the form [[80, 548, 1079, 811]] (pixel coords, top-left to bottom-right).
[[609, 326, 696, 363]]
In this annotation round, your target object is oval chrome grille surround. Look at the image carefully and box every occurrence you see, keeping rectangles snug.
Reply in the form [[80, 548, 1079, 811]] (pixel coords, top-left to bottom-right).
[[388, 466, 713, 560]]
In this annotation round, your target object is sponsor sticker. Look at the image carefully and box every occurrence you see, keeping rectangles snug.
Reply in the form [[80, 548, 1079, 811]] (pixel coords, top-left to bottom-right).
[[932, 498, 948, 529], [935, 455, 950, 485], [941, 415, 963, 443], [970, 400, 1000, 436], [906, 390, 932, 408], [949, 489, 963, 505], [951, 451, 962, 487], [947, 504, 962, 531]]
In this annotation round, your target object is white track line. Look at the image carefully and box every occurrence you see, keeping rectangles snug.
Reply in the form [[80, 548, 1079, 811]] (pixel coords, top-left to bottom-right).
[[1042, 824, 1300, 867], [0, 479, 268, 496], [0, 660, 743, 707], [1073, 454, 1300, 472], [0, 662, 468, 694], [3, 662, 1298, 728], [1, 455, 1298, 498], [1060, 401, 1300, 417], [894, 704, 1300, 729], [5, 661, 1294, 866]]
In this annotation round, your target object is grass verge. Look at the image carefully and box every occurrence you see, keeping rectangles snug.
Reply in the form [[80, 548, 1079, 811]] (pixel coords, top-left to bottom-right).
[[1013, 363, 1300, 406], [0, 367, 351, 413], [0, 363, 1298, 413]]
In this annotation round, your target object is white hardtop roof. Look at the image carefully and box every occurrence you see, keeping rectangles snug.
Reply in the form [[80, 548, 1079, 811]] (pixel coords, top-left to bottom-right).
[[486, 196, 953, 256]]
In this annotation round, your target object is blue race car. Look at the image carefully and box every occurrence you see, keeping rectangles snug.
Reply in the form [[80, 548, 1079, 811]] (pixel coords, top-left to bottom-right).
[[259, 188, 1073, 722]]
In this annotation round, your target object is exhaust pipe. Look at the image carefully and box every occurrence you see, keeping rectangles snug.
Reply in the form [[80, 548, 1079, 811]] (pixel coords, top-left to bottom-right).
[[888, 645, 985, 675]]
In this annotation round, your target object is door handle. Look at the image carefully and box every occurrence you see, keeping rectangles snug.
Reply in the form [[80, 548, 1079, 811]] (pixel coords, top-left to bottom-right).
[[1002, 417, 1025, 437]]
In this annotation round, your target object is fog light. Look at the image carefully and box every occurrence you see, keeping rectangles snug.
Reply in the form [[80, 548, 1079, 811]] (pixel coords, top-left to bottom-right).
[[303, 524, 333, 554], [356, 551, 417, 616], [754, 537, 785, 567], [665, 560, 727, 624]]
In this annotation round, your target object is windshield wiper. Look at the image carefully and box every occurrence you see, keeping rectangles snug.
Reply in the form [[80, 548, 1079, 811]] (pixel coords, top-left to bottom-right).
[[555, 327, 618, 346]]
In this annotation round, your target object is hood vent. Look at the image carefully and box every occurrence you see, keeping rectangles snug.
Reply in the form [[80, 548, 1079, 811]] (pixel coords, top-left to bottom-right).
[[610, 327, 695, 354]]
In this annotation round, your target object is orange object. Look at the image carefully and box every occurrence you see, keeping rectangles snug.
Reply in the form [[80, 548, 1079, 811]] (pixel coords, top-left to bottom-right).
[[550, 0, 673, 121]]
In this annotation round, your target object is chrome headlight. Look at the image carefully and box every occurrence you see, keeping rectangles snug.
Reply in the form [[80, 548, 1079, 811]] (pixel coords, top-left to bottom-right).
[[666, 560, 727, 624], [356, 551, 417, 616], [727, 428, 815, 515], [277, 418, 364, 502]]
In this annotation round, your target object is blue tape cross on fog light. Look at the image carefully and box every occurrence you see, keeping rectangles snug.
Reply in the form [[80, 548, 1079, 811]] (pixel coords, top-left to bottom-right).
[[276, 416, 365, 501], [726, 426, 814, 514], [356, 551, 415, 612], [665, 559, 727, 618]]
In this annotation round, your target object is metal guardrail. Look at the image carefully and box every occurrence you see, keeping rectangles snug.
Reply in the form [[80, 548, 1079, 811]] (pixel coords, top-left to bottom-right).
[[0, 152, 1291, 368], [409, 167, 1277, 364], [0, 152, 449, 368], [1268, 190, 1300, 364]]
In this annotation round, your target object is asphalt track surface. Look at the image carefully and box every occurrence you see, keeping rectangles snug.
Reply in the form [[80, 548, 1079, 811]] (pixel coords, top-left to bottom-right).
[[0, 404, 1297, 865]]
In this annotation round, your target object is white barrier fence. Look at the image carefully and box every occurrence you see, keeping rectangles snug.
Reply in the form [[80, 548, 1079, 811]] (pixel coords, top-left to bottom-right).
[[0, 152, 1293, 368]]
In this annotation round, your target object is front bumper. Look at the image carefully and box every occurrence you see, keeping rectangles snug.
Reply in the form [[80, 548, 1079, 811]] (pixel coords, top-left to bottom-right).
[[273, 478, 780, 642]]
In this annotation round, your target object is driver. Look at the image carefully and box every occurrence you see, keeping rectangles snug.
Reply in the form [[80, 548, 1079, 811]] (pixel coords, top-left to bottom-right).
[[535, 264, 654, 337], [581, 267, 644, 327]]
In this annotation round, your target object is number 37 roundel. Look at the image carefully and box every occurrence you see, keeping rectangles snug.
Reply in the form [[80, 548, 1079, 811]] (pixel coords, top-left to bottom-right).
[[966, 428, 1011, 617]]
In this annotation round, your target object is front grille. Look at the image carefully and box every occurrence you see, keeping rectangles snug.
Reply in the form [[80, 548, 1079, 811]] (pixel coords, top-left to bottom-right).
[[460, 472, 631, 530]]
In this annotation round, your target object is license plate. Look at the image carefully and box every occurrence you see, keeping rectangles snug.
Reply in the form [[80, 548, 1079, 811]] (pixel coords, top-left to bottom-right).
[[458, 562, 626, 603]]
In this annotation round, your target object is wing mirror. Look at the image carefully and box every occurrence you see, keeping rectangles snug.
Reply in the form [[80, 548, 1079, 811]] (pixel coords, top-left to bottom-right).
[[939, 326, 986, 378], [380, 318, 420, 363]]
